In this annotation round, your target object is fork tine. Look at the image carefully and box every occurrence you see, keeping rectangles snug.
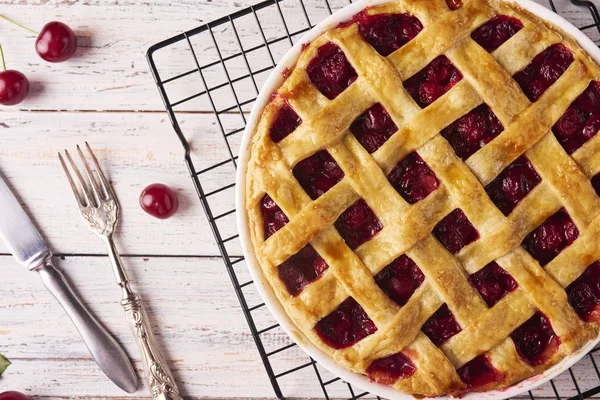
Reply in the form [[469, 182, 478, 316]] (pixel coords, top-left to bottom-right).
[[64, 149, 93, 207], [85, 142, 114, 200], [59, 152, 86, 207], [76, 144, 104, 205]]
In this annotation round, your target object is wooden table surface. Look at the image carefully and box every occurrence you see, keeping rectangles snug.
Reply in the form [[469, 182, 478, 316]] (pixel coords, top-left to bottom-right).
[[0, 0, 599, 399]]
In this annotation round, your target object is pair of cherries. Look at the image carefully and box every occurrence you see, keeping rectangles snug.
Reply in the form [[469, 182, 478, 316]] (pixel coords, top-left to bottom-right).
[[0, 17, 77, 106]]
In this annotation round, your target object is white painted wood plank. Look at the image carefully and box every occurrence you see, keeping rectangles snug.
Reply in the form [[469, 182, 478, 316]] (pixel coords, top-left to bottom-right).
[[0, 0, 596, 112], [0, 0, 255, 112], [0, 111, 244, 257]]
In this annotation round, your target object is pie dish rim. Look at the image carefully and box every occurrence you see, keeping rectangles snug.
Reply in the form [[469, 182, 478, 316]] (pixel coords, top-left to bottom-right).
[[234, 0, 600, 398]]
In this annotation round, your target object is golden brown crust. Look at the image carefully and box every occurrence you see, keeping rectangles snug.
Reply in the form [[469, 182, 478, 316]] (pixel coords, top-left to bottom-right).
[[244, 0, 600, 397]]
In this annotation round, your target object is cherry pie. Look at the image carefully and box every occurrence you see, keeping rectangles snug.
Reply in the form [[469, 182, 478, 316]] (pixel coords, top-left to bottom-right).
[[244, 0, 600, 396]]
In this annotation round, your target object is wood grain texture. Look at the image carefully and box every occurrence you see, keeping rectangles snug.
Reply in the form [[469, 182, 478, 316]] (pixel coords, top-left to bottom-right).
[[0, 0, 599, 399], [0, 111, 244, 257]]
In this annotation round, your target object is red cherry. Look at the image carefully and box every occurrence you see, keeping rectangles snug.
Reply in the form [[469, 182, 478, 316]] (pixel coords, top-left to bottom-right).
[[0, 392, 30, 400], [0, 70, 29, 106], [139, 183, 179, 219], [35, 21, 77, 63]]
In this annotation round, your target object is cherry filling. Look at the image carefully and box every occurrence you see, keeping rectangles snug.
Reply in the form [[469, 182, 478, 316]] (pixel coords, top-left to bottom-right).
[[356, 13, 423, 57], [315, 297, 377, 349], [366, 352, 416, 385], [441, 104, 504, 160], [485, 156, 541, 216], [566, 261, 600, 323], [510, 312, 560, 366], [422, 304, 462, 346], [521, 208, 579, 266], [513, 44, 574, 102], [433, 209, 480, 254], [468, 262, 518, 307], [457, 355, 503, 389], [261, 194, 289, 239], [270, 102, 302, 143], [293, 151, 344, 200], [592, 173, 600, 196], [553, 81, 600, 154], [375, 255, 425, 306], [335, 199, 383, 249], [404, 56, 463, 108], [471, 15, 524, 53], [307, 42, 358, 100], [445, 0, 463, 10], [387, 152, 440, 204], [350, 103, 398, 153], [278, 245, 329, 296]]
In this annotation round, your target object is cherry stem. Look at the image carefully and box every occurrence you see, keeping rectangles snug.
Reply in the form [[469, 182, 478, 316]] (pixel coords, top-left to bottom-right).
[[0, 44, 5, 72], [0, 14, 39, 35]]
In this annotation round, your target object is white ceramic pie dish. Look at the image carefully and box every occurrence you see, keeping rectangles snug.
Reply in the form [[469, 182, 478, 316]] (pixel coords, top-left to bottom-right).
[[235, 1, 600, 398]]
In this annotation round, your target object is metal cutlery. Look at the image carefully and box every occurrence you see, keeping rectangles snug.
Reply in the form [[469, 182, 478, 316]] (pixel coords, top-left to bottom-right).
[[59, 143, 182, 400], [0, 171, 138, 393]]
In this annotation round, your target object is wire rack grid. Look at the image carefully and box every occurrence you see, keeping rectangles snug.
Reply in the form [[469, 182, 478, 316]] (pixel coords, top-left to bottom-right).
[[147, 0, 600, 399]]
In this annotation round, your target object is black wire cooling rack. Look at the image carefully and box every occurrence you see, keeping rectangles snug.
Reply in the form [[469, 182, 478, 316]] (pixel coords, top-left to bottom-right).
[[147, 0, 600, 398]]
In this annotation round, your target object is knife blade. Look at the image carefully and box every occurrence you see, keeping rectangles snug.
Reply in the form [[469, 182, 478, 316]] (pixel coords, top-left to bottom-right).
[[0, 174, 138, 393]]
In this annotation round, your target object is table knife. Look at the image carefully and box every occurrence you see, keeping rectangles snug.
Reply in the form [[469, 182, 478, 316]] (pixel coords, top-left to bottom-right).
[[0, 174, 138, 393]]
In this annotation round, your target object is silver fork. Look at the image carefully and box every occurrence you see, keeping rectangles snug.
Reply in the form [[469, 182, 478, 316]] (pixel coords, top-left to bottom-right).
[[59, 143, 182, 400]]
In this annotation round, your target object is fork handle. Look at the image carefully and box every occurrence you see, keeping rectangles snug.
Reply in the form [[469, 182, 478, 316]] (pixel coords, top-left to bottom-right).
[[122, 293, 182, 400], [105, 238, 182, 400]]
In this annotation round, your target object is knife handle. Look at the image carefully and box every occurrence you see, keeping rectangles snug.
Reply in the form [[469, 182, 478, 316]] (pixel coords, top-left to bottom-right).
[[36, 259, 139, 393]]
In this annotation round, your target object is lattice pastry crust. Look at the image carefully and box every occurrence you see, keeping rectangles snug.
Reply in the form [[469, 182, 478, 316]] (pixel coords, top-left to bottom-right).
[[244, 0, 600, 396]]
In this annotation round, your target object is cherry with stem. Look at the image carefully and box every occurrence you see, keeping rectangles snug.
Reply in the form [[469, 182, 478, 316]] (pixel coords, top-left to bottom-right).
[[0, 14, 77, 63], [0, 43, 29, 106]]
